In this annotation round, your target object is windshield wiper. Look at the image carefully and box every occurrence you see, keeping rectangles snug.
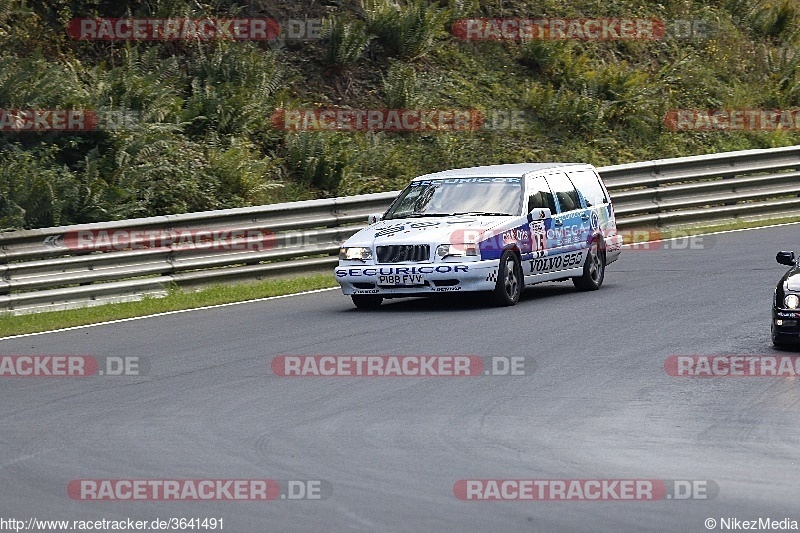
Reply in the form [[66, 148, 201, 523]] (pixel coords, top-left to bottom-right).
[[387, 211, 512, 219], [400, 213, 451, 218], [449, 211, 513, 216]]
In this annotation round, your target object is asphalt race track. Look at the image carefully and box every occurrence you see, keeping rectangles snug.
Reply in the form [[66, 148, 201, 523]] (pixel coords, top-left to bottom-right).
[[2, 223, 800, 532]]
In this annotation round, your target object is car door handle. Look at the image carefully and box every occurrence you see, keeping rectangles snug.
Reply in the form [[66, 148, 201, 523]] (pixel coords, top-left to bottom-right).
[[580, 213, 590, 220], [554, 219, 563, 227]]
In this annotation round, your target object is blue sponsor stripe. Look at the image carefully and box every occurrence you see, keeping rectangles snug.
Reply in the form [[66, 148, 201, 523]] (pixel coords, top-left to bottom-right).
[[478, 220, 531, 259]]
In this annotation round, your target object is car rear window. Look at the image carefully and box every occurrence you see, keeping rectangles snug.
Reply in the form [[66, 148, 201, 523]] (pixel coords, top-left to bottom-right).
[[567, 169, 608, 208], [544, 172, 581, 213]]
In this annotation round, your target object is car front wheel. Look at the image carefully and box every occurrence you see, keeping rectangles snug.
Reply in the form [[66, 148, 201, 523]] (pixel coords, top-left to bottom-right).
[[492, 250, 522, 306]]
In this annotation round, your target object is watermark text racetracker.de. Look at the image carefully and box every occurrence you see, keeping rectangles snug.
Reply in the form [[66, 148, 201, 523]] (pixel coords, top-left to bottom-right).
[[270, 108, 532, 132], [665, 355, 800, 377], [454, 479, 719, 500], [45, 227, 278, 253], [68, 479, 332, 501], [271, 355, 533, 377], [0, 108, 163, 132], [620, 228, 713, 252], [449, 226, 713, 253], [68, 18, 295, 41], [451, 18, 715, 41], [0, 355, 146, 377], [0, 109, 97, 132], [68, 17, 325, 41], [665, 109, 800, 131]]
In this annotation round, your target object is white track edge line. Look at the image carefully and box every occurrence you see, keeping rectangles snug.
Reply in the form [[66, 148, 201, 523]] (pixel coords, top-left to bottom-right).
[[0, 287, 339, 340]]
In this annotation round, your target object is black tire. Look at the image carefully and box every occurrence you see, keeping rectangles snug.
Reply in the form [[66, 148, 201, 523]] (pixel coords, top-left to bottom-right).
[[492, 250, 522, 306], [351, 294, 383, 309], [772, 337, 791, 348], [772, 324, 788, 347], [572, 239, 605, 291]]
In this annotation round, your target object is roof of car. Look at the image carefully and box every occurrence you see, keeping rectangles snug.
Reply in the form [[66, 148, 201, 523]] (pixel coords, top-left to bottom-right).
[[411, 163, 586, 181]]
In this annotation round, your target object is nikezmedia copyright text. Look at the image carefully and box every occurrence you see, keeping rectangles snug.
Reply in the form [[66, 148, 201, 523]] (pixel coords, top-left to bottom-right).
[[705, 517, 798, 530]]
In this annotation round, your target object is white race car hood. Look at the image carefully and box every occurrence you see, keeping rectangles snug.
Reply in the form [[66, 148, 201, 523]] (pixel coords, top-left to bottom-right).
[[344, 216, 518, 248]]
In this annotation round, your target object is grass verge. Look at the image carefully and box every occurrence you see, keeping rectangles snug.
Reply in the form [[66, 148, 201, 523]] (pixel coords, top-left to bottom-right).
[[0, 273, 337, 338]]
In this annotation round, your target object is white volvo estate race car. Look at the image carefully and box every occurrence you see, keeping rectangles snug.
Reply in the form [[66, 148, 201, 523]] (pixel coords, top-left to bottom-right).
[[335, 163, 622, 309]]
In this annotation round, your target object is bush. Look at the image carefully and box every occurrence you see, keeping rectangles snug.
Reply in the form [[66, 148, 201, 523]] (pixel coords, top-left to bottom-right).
[[382, 61, 424, 108], [98, 46, 183, 124], [283, 133, 345, 193], [363, 0, 450, 60], [183, 43, 283, 138], [112, 129, 221, 217], [751, 0, 800, 44], [321, 16, 372, 69], [0, 145, 77, 229], [206, 137, 284, 207], [336, 133, 411, 195]]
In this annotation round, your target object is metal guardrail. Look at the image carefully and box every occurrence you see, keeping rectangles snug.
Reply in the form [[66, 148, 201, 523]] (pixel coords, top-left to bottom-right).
[[601, 144, 800, 226], [2, 145, 800, 313]]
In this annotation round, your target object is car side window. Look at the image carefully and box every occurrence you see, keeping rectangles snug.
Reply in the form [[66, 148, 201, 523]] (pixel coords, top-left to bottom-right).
[[544, 172, 581, 213], [526, 175, 556, 214], [566, 169, 608, 208]]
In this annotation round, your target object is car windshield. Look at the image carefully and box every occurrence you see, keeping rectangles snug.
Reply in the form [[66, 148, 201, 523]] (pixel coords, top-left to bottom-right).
[[384, 177, 523, 220]]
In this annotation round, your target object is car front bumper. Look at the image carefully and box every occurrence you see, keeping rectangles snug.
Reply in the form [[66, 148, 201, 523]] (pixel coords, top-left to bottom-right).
[[335, 260, 499, 296], [772, 308, 800, 344]]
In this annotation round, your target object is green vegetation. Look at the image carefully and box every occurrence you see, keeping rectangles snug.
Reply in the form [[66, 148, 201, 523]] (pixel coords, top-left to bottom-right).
[[1, 0, 800, 230], [0, 272, 337, 338]]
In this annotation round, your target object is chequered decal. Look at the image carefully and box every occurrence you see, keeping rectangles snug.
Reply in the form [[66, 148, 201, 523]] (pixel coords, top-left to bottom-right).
[[486, 269, 498, 282]]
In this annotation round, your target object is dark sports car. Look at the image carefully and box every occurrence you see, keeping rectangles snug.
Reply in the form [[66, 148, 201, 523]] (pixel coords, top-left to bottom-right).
[[772, 250, 800, 346]]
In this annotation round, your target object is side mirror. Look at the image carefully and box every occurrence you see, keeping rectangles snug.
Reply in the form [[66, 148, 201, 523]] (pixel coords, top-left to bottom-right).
[[777, 250, 796, 266], [527, 208, 552, 222], [368, 213, 383, 224]]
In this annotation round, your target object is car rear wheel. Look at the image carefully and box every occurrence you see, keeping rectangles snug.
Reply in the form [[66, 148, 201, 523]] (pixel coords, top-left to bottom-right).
[[352, 295, 383, 309], [573, 239, 605, 291], [492, 250, 522, 306]]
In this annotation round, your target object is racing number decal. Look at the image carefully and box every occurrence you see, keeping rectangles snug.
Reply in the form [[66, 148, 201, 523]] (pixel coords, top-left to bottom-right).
[[530, 220, 546, 251], [528, 220, 547, 271]]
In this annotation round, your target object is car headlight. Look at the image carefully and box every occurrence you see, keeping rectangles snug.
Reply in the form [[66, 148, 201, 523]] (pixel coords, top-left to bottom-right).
[[785, 294, 800, 309], [339, 247, 372, 261], [436, 243, 478, 258]]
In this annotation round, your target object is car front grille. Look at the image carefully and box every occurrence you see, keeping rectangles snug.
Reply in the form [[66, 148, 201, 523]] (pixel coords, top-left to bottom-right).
[[376, 244, 430, 263]]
